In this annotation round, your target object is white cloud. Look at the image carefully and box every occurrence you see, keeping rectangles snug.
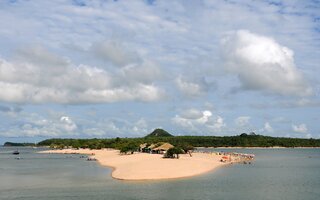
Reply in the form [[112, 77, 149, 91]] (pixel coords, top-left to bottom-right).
[[235, 116, 251, 127], [292, 123, 308, 133], [179, 108, 203, 119], [197, 110, 212, 124], [172, 115, 197, 130], [172, 109, 225, 132], [60, 116, 77, 132], [78, 117, 151, 138], [221, 30, 312, 96], [175, 76, 209, 97], [0, 113, 79, 138], [264, 122, 274, 133], [120, 61, 163, 84], [207, 116, 226, 131], [92, 40, 140, 67], [0, 110, 152, 138], [0, 47, 164, 104], [0, 1, 319, 140]]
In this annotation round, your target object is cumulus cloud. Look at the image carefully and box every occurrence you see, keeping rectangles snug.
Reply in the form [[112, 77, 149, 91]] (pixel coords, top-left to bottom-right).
[[235, 116, 251, 127], [81, 117, 150, 138], [175, 76, 209, 97], [207, 116, 226, 131], [60, 116, 77, 132], [0, 47, 164, 104], [0, 1, 319, 140], [120, 61, 163, 84], [179, 108, 203, 119], [92, 40, 140, 67], [0, 109, 152, 138], [221, 30, 312, 96], [263, 122, 274, 133], [292, 123, 308, 133], [172, 109, 225, 132], [0, 113, 79, 138]]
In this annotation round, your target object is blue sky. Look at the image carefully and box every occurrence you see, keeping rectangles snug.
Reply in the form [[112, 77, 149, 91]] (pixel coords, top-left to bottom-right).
[[0, 0, 319, 144]]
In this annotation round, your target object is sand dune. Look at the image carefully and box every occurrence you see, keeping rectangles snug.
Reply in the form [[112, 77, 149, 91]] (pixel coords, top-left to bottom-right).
[[39, 149, 227, 180]]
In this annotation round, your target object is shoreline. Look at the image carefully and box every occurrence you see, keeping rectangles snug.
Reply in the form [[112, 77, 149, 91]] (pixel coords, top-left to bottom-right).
[[196, 146, 320, 149], [39, 149, 229, 181]]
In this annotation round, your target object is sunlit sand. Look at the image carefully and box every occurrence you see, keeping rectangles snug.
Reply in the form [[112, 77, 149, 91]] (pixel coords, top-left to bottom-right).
[[40, 149, 227, 180]]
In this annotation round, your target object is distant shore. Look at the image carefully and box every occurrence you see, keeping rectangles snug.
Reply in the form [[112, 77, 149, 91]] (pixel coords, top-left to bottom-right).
[[39, 149, 228, 181]]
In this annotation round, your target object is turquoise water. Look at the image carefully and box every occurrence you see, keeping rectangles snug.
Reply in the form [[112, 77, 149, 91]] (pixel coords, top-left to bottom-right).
[[0, 147, 319, 200]]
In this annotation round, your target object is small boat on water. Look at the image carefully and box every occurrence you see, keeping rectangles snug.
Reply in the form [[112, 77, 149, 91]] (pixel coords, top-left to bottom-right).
[[13, 150, 20, 155]]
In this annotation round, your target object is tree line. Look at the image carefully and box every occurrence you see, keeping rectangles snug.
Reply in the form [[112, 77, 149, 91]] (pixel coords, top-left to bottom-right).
[[37, 133, 320, 150]]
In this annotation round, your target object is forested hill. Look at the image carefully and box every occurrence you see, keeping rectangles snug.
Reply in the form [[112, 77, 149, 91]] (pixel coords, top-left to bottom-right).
[[145, 128, 173, 137], [37, 133, 320, 149]]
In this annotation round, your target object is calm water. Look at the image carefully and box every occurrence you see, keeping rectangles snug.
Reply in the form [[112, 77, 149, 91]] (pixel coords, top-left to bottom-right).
[[0, 147, 319, 200]]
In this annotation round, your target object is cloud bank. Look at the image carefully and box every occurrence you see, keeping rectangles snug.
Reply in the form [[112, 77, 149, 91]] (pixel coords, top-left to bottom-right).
[[0, 46, 164, 104], [221, 30, 312, 96]]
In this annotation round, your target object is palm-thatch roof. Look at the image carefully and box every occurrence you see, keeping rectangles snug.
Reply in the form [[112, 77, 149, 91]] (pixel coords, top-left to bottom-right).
[[139, 143, 147, 149], [152, 143, 174, 151]]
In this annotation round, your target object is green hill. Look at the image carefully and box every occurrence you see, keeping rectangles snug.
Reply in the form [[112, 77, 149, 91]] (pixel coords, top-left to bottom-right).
[[145, 129, 173, 137]]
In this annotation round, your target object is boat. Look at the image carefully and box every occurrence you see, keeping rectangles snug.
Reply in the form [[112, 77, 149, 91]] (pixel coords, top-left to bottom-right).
[[13, 150, 20, 155]]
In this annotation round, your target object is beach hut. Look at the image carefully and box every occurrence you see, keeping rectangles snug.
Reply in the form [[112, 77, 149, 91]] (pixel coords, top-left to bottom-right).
[[141, 143, 156, 153], [152, 143, 174, 154]]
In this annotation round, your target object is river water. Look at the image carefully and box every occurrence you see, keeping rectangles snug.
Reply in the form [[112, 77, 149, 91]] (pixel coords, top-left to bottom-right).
[[0, 147, 319, 200]]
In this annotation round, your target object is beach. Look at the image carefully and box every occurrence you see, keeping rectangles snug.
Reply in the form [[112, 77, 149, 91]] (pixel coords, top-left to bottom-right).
[[39, 149, 227, 180]]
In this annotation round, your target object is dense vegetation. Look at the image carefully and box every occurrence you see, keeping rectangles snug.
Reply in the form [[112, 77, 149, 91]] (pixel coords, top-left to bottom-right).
[[4, 142, 36, 147], [37, 130, 320, 150]]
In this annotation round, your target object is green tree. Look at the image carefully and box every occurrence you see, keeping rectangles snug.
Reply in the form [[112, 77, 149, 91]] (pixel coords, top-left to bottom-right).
[[72, 140, 81, 149], [164, 147, 184, 159], [119, 142, 139, 154]]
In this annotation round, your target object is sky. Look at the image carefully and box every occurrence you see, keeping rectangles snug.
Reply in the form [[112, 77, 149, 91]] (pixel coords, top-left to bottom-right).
[[0, 0, 319, 144]]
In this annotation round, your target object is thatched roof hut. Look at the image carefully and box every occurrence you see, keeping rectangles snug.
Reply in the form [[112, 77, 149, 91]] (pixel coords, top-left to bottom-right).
[[140, 142, 174, 154], [152, 143, 174, 151], [140, 143, 156, 153]]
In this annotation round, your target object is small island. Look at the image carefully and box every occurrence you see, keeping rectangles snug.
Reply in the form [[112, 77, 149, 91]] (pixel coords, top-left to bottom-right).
[[38, 129, 319, 181], [40, 148, 230, 180], [3, 142, 36, 147]]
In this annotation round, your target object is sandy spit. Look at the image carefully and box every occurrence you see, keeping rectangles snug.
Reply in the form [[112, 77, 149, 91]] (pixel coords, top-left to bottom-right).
[[39, 149, 227, 181]]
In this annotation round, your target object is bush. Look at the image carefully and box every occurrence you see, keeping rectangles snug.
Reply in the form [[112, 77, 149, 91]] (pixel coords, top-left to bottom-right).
[[164, 147, 184, 159]]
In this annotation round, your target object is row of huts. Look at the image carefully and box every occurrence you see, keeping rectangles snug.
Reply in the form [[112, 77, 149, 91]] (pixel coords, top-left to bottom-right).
[[139, 142, 174, 154]]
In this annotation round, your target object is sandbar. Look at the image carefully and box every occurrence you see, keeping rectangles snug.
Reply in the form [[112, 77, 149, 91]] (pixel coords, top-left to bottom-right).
[[39, 149, 228, 181]]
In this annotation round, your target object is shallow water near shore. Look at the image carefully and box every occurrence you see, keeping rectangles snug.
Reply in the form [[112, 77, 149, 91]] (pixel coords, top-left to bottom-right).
[[1, 147, 319, 200]]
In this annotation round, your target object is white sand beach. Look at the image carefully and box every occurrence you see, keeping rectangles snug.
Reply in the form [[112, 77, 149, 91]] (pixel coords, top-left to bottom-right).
[[39, 149, 227, 180]]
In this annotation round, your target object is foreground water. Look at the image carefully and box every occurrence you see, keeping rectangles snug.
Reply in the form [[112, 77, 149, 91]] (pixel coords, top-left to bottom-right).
[[0, 147, 319, 200]]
